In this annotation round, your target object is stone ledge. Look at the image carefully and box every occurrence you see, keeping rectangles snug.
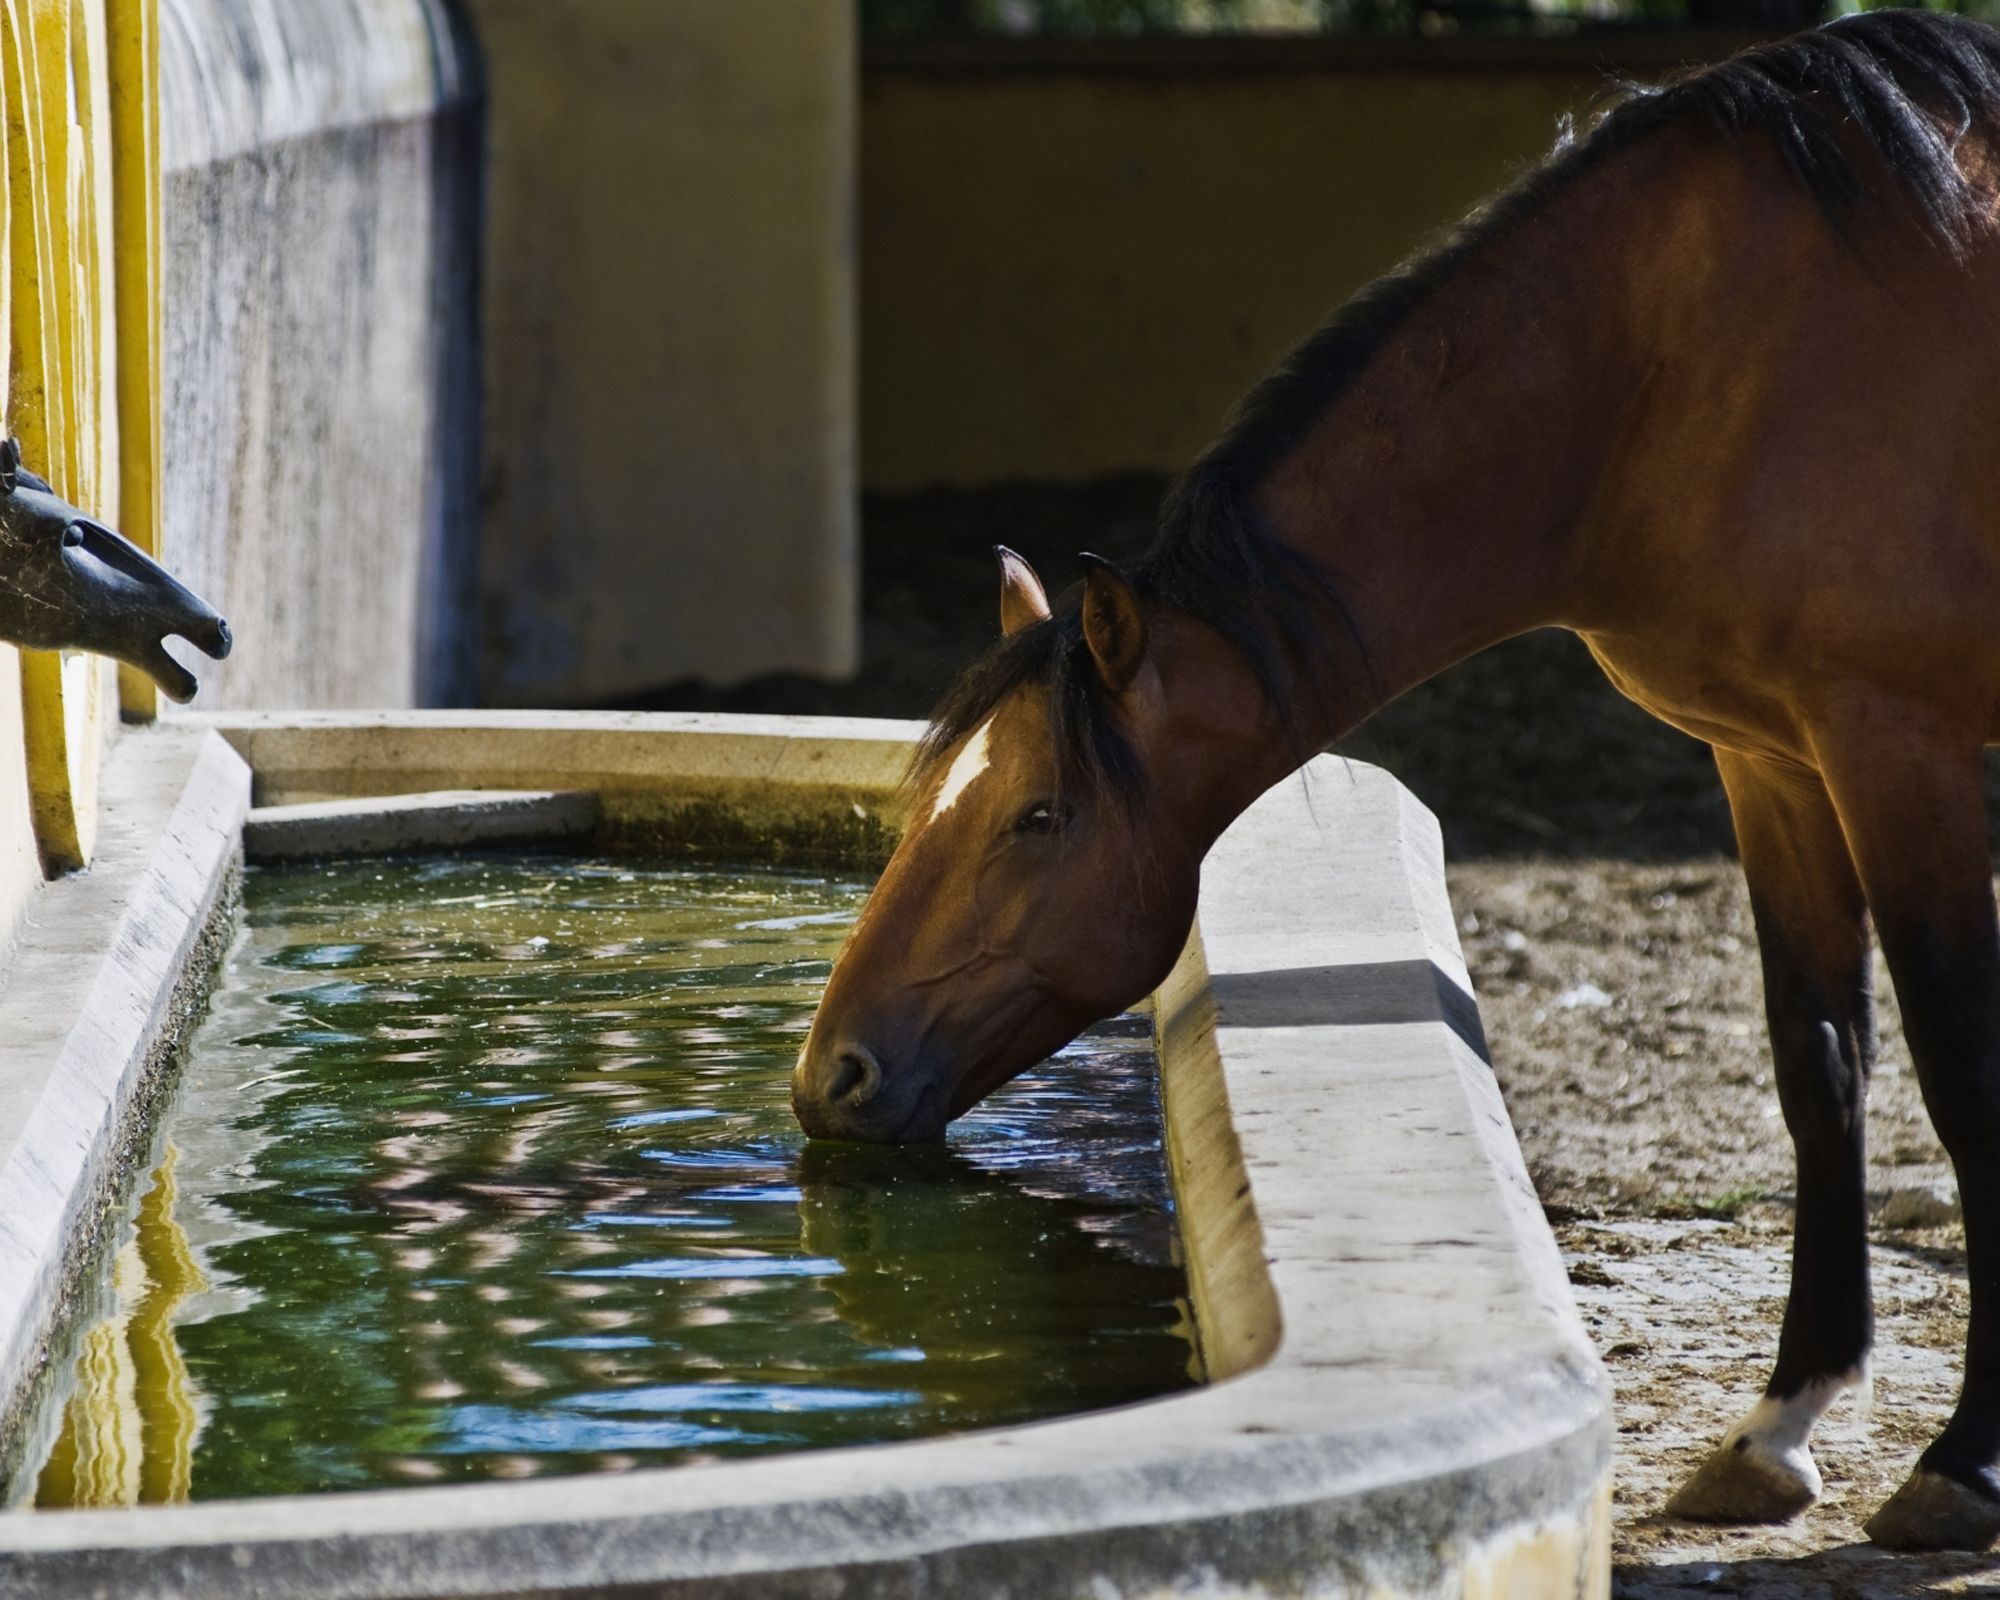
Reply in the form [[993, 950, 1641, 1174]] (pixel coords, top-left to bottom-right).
[[0, 729, 250, 1474], [243, 789, 599, 861], [182, 710, 924, 801], [185, 710, 926, 865]]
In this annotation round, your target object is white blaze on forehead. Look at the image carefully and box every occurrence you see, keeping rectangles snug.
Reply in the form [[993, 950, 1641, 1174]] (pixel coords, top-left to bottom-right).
[[929, 719, 993, 823]]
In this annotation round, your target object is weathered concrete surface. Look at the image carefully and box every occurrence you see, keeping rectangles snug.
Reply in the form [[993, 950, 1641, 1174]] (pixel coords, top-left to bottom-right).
[[190, 709, 921, 863], [0, 728, 248, 1475], [243, 788, 598, 860], [462, 0, 857, 704], [160, 0, 462, 169], [158, 0, 479, 709], [1154, 759, 1612, 1595], [0, 731, 1607, 1599]]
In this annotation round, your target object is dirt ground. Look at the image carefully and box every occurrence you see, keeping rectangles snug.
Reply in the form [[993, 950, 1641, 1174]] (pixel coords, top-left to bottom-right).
[[634, 479, 2000, 1596], [1455, 858, 1991, 1596]]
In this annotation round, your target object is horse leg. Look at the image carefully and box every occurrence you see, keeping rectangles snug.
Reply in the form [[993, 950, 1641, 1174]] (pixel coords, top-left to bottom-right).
[[1666, 748, 1873, 1523], [1809, 721, 2000, 1550]]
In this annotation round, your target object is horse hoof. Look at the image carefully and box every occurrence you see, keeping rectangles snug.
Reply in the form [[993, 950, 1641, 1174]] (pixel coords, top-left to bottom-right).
[[1666, 1436, 1821, 1523], [1865, 1468, 2000, 1551]]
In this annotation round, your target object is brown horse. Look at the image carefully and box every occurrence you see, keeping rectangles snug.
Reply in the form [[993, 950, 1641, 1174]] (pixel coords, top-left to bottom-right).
[[795, 11, 2000, 1551]]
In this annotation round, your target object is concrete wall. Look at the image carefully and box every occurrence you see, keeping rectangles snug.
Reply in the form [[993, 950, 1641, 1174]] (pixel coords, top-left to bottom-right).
[[156, 0, 479, 709], [463, 0, 858, 707], [861, 35, 1748, 488]]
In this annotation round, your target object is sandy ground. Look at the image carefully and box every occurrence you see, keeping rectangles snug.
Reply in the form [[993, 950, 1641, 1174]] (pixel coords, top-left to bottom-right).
[[1454, 858, 1994, 1597]]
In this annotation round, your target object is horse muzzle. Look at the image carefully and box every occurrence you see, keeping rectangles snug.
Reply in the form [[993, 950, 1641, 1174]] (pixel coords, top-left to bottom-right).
[[790, 1040, 948, 1144]]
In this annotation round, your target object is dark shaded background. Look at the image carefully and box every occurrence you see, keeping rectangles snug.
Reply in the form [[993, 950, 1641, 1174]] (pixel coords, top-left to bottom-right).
[[635, 478, 1739, 860], [635, 478, 2000, 861], [861, 0, 1998, 44]]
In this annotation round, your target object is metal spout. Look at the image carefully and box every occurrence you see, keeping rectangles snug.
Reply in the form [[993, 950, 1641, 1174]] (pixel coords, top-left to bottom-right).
[[0, 439, 231, 702]]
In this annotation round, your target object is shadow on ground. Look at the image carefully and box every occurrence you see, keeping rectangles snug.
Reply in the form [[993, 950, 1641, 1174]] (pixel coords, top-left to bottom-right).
[[1616, 1547, 2000, 1598]]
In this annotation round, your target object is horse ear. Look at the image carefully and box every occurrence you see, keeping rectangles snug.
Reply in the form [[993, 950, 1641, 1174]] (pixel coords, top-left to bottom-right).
[[1078, 553, 1146, 692], [994, 545, 1050, 636]]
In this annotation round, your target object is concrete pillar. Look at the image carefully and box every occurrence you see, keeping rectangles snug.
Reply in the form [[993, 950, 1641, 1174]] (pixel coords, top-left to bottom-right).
[[156, 0, 480, 711], [463, 0, 858, 706]]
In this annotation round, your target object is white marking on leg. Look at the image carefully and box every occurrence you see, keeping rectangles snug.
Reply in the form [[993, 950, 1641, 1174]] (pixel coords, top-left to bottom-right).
[[1721, 1365, 1869, 1494], [928, 719, 993, 824]]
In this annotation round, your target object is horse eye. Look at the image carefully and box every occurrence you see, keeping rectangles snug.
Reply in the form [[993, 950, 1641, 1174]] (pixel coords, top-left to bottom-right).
[[60, 525, 85, 548], [1015, 802, 1067, 836]]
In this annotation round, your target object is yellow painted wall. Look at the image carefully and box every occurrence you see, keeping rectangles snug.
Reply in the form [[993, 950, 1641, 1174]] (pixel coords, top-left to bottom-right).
[[860, 40, 1740, 488], [0, 0, 157, 920]]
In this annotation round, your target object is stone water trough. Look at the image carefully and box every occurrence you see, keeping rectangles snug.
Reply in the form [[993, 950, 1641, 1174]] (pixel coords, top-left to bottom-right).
[[0, 712, 1611, 1598]]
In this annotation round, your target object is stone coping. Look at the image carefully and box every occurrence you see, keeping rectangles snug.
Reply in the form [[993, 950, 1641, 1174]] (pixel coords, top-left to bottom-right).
[[0, 729, 250, 1484], [0, 717, 1611, 1597], [182, 710, 927, 863], [243, 789, 600, 860], [180, 710, 925, 801]]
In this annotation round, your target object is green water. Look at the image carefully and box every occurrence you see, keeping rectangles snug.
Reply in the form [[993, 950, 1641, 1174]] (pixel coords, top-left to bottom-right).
[[31, 855, 1194, 1504]]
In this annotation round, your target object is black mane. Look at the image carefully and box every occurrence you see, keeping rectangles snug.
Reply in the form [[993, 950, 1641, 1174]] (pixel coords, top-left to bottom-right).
[[917, 11, 2000, 809]]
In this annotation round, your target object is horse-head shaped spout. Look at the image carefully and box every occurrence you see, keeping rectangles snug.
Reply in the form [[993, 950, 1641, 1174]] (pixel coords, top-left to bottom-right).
[[793, 546, 1285, 1144], [0, 439, 231, 700]]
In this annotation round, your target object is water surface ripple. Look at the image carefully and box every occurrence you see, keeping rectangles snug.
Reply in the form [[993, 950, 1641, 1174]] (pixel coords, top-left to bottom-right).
[[32, 855, 1194, 1504]]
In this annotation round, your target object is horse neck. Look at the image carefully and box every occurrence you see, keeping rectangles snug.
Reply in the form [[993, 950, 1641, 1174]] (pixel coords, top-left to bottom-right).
[[1245, 142, 1676, 757]]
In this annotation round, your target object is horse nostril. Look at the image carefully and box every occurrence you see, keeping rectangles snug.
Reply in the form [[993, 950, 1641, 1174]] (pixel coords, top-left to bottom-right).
[[828, 1048, 882, 1109]]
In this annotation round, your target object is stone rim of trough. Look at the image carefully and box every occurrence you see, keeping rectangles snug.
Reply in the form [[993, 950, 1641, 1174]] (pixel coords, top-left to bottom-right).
[[0, 713, 1612, 1599]]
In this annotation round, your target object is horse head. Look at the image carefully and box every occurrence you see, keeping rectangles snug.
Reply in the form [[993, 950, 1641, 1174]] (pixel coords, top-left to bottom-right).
[[793, 544, 1288, 1143], [0, 438, 231, 700]]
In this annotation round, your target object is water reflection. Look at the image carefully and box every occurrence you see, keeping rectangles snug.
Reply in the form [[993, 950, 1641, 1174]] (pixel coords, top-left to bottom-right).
[[29, 857, 1193, 1504], [798, 1139, 1197, 1414], [35, 1147, 205, 1507]]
